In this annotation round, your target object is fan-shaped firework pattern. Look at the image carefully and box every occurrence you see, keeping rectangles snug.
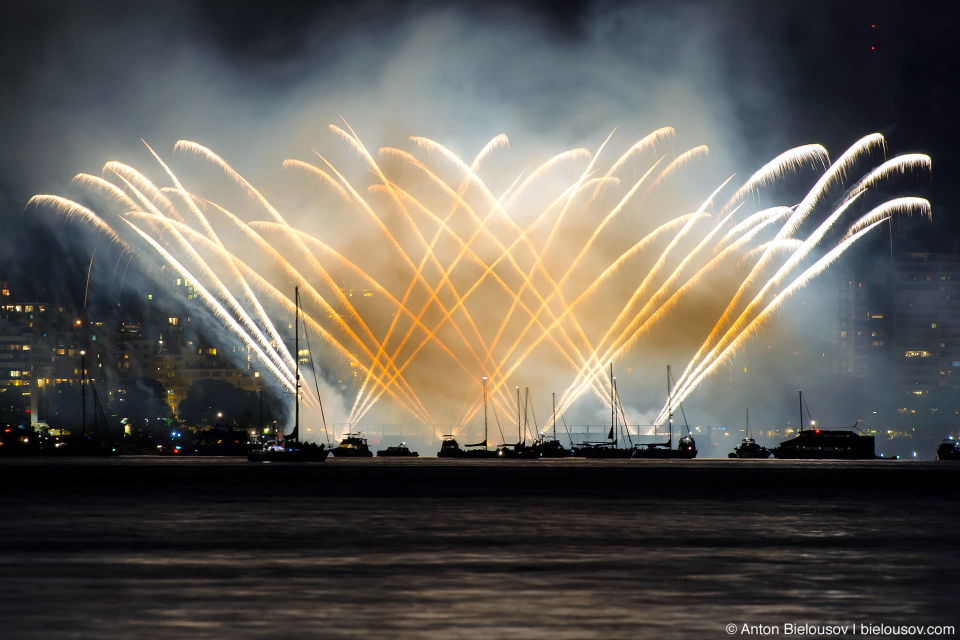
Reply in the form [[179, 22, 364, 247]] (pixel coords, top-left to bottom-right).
[[29, 125, 930, 441]]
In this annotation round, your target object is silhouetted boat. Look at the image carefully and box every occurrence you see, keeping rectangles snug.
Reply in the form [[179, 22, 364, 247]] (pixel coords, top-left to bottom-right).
[[45, 387, 119, 457], [497, 386, 531, 458], [437, 435, 464, 457], [332, 433, 374, 457], [189, 424, 256, 456], [936, 439, 960, 460], [377, 443, 419, 457], [248, 438, 329, 462], [729, 408, 771, 459], [527, 393, 572, 458], [440, 377, 498, 458], [771, 391, 875, 460], [575, 363, 632, 458], [632, 366, 697, 459], [248, 287, 328, 463]]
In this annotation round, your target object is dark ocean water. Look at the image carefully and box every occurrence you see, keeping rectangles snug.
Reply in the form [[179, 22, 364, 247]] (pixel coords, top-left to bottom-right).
[[0, 458, 957, 639]]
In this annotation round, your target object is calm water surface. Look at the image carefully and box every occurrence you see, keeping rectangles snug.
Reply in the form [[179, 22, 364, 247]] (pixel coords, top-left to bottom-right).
[[0, 458, 957, 639]]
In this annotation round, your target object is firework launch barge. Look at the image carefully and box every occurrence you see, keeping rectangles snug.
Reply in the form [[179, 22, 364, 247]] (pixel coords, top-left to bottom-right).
[[771, 392, 876, 460]]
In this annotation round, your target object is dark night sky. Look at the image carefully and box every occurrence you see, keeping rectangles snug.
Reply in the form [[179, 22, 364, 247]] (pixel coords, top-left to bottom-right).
[[1, 0, 957, 296]]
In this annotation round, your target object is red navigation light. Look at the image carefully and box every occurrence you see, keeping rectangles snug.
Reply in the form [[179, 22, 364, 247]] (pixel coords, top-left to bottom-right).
[[4, 428, 10, 433], [815, 429, 820, 434]]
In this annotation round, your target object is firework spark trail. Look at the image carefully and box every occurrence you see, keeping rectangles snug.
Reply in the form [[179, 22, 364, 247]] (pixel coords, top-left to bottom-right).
[[604, 126, 676, 178], [842, 155, 931, 204], [122, 162, 429, 426], [533, 147, 717, 403], [841, 197, 931, 240], [103, 162, 183, 222], [667, 218, 891, 410], [663, 178, 930, 424], [561, 177, 734, 404], [191, 168, 436, 424], [305, 140, 491, 419], [550, 209, 787, 420], [335, 122, 503, 372], [575, 215, 800, 420], [122, 208, 300, 387], [484, 213, 698, 424], [720, 144, 830, 217], [177, 138, 430, 400], [216, 210, 433, 423], [129, 210, 298, 384], [478, 156, 668, 405], [377, 167, 617, 394], [485, 132, 617, 376], [664, 135, 888, 418], [120, 218, 297, 395], [34, 125, 930, 439], [405, 136, 622, 407], [351, 174, 604, 423], [171, 143, 307, 374], [359, 146, 613, 420], [279, 222, 484, 422], [348, 136, 508, 422]]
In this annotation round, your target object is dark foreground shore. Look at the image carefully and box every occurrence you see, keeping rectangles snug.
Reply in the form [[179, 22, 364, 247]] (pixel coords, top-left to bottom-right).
[[1, 458, 958, 639], [3, 456, 959, 499]]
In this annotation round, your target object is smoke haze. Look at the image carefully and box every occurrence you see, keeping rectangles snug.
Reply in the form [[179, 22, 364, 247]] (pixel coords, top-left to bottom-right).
[[0, 0, 943, 448]]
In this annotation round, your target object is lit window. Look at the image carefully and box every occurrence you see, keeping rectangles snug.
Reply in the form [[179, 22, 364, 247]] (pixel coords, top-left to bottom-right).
[[905, 351, 931, 358]]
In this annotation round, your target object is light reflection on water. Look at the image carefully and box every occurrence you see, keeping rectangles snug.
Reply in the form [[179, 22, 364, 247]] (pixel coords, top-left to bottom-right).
[[0, 459, 957, 639]]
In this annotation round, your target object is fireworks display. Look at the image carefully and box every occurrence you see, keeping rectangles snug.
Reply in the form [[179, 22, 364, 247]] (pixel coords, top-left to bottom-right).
[[29, 124, 930, 441]]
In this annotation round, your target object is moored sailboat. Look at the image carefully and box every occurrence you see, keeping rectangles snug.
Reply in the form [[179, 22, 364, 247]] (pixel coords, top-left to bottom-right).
[[438, 377, 498, 458], [528, 392, 572, 458], [729, 408, 771, 459], [632, 365, 697, 459], [574, 363, 632, 458], [248, 287, 328, 462]]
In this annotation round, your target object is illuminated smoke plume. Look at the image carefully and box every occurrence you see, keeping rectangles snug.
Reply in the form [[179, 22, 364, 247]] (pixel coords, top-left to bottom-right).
[[29, 125, 929, 441]]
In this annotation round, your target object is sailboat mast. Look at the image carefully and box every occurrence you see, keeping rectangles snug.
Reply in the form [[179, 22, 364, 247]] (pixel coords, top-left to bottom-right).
[[294, 287, 299, 444], [798, 390, 803, 436], [552, 392, 557, 441], [667, 365, 673, 450], [80, 352, 86, 442], [610, 362, 615, 445], [516, 386, 521, 444], [482, 376, 488, 448]]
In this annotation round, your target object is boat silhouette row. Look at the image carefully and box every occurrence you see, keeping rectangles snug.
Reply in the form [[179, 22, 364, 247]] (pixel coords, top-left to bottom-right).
[[438, 365, 697, 459], [243, 288, 911, 464]]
